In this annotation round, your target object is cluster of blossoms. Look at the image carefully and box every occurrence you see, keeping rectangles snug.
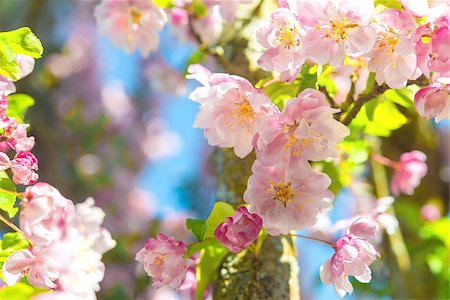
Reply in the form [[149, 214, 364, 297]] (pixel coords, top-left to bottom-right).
[[0, 55, 38, 186], [257, 0, 450, 122], [3, 183, 116, 299], [94, 0, 255, 57]]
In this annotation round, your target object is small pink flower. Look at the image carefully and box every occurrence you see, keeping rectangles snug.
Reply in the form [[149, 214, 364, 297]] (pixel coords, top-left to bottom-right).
[[391, 151, 428, 196], [2, 249, 59, 289], [244, 160, 333, 235], [421, 204, 441, 222], [255, 88, 349, 166], [301, 0, 376, 67], [94, 0, 167, 57], [320, 218, 379, 298], [191, 6, 223, 45], [135, 234, 193, 289], [416, 26, 450, 78], [1, 118, 35, 152], [20, 183, 75, 246], [214, 206, 262, 253], [256, 8, 306, 82], [187, 64, 277, 158], [367, 9, 421, 88], [170, 7, 189, 26], [11, 151, 39, 185], [414, 77, 450, 122]]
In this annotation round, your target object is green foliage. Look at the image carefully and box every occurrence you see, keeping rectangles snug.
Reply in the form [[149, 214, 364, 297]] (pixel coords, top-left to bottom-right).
[[318, 65, 337, 96], [374, 0, 403, 10], [263, 80, 299, 111], [350, 85, 418, 137], [0, 232, 29, 266], [0, 27, 43, 81], [151, 0, 174, 9], [196, 241, 228, 300], [0, 177, 18, 218], [0, 282, 42, 300], [6, 93, 35, 123], [297, 64, 318, 94], [185, 238, 221, 258], [186, 218, 207, 242], [203, 202, 234, 239], [192, 0, 207, 18], [185, 51, 206, 74]]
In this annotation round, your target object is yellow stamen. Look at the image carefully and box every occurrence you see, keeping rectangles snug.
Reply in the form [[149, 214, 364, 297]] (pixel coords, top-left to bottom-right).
[[267, 180, 296, 207]]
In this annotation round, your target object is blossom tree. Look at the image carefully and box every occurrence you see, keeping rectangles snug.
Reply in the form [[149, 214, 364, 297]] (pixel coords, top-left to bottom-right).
[[0, 0, 449, 299]]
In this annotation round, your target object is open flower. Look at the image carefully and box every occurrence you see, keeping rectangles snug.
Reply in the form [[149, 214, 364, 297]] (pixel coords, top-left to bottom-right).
[[94, 0, 167, 57], [416, 26, 450, 78], [187, 64, 277, 158], [367, 9, 420, 88], [256, 88, 349, 166], [391, 151, 428, 196], [244, 160, 333, 235], [136, 234, 193, 289], [320, 218, 379, 298], [300, 0, 376, 67], [214, 206, 262, 253], [20, 183, 75, 246], [414, 77, 450, 122], [256, 8, 306, 82]]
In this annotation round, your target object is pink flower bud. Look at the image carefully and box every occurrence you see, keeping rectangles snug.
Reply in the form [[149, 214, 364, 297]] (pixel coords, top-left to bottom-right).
[[348, 217, 378, 239], [414, 78, 450, 122], [11, 151, 39, 185], [135, 234, 193, 289], [171, 7, 188, 26], [391, 151, 428, 196], [214, 206, 262, 253], [421, 204, 441, 222], [20, 183, 75, 246], [320, 219, 379, 298]]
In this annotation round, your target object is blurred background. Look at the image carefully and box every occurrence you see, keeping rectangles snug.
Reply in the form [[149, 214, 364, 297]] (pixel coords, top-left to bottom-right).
[[0, 1, 449, 299]]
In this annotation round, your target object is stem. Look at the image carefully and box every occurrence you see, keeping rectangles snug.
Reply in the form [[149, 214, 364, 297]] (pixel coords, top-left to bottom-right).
[[0, 187, 23, 198], [0, 213, 31, 244], [282, 234, 335, 248], [371, 154, 400, 169], [261, 78, 280, 89]]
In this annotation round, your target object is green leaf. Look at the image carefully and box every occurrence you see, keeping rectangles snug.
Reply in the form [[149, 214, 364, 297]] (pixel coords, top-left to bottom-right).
[[0, 282, 43, 300], [297, 63, 318, 94], [185, 238, 221, 258], [204, 202, 234, 239], [186, 218, 207, 242], [151, 0, 174, 9], [0, 177, 18, 218], [195, 242, 228, 300], [0, 38, 20, 81], [184, 51, 205, 75], [0, 27, 43, 58], [192, 0, 207, 18], [374, 0, 403, 10], [383, 85, 419, 108], [0, 233, 29, 261], [264, 80, 299, 111], [6, 94, 35, 123]]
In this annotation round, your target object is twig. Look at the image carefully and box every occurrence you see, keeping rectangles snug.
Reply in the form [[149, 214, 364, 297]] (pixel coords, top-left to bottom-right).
[[280, 234, 336, 248]]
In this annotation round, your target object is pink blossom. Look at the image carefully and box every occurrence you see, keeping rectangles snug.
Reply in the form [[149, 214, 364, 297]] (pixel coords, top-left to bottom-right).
[[256, 8, 306, 82], [243, 160, 333, 235], [416, 26, 450, 78], [1, 118, 35, 152], [300, 0, 376, 67], [135, 234, 193, 289], [94, 0, 167, 57], [187, 64, 277, 158], [2, 248, 59, 289], [4, 198, 115, 299], [170, 7, 189, 26], [205, 0, 255, 23], [421, 204, 441, 222], [0, 152, 11, 171], [400, 0, 450, 18], [11, 151, 39, 185], [391, 151, 428, 196], [191, 6, 223, 45], [414, 77, 450, 122], [214, 206, 262, 253], [367, 9, 421, 88], [255, 88, 349, 166], [20, 183, 75, 246], [320, 218, 379, 298], [0, 54, 35, 95]]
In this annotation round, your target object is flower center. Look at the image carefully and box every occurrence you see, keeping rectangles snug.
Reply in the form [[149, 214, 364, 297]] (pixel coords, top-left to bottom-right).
[[376, 27, 399, 53], [276, 25, 299, 49], [129, 6, 142, 29], [230, 99, 255, 131], [324, 18, 357, 41], [283, 121, 300, 155], [268, 180, 296, 207]]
